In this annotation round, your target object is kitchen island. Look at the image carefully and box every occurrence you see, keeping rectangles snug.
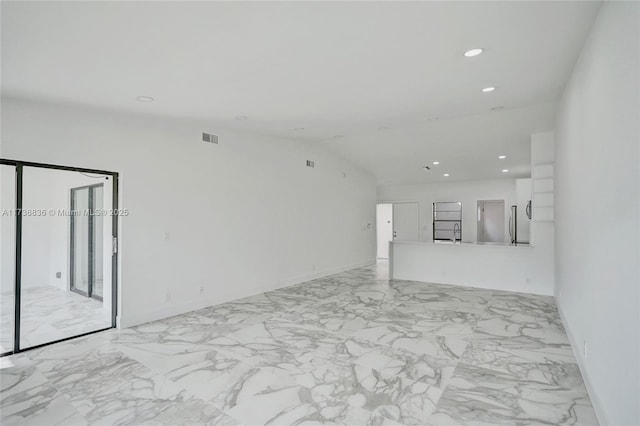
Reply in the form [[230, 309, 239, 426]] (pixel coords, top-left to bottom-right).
[[389, 240, 553, 295]]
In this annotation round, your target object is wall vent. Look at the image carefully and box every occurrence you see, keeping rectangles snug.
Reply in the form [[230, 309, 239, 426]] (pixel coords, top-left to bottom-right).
[[202, 132, 219, 144], [306, 160, 315, 168]]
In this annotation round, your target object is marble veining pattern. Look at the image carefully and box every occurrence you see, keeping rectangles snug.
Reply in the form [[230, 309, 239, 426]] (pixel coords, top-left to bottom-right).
[[0, 262, 597, 425], [0, 286, 111, 353]]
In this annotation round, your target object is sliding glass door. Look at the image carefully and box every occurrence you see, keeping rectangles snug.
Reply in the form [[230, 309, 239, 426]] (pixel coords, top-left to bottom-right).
[[0, 159, 118, 354], [70, 184, 104, 300]]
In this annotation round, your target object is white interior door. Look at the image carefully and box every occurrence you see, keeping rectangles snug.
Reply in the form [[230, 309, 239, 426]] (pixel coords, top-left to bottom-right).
[[376, 204, 393, 258], [393, 203, 419, 241], [478, 201, 505, 243]]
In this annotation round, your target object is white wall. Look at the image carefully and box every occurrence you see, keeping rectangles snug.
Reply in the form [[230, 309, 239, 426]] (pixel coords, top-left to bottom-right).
[[0, 97, 377, 327], [555, 2, 640, 425], [378, 179, 517, 244]]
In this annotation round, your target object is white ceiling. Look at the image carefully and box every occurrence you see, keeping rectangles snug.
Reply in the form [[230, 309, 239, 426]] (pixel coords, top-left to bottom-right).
[[324, 102, 557, 184], [2, 1, 600, 183]]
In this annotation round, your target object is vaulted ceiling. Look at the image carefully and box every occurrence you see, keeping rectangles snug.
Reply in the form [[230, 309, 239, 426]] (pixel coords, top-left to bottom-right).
[[2, 1, 600, 183]]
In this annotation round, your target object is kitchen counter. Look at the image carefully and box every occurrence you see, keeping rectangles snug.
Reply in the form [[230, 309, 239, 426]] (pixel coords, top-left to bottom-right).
[[400, 240, 531, 247], [389, 239, 551, 295]]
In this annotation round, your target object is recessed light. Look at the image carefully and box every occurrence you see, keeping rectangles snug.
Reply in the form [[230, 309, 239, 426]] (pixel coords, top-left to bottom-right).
[[498, 155, 506, 159], [294, 127, 305, 131], [136, 96, 154, 103], [432, 161, 440, 165], [482, 87, 496, 93], [464, 48, 484, 57], [502, 169, 509, 173], [234, 115, 248, 120], [443, 173, 450, 177]]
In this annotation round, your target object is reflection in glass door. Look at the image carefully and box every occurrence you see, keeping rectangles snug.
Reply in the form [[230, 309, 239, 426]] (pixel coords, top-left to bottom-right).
[[0, 164, 17, 355], [19, 167, 115, 350], [70, 184, 104, 300], [0, 158, 118, 355], [94, 185, 104, 300]]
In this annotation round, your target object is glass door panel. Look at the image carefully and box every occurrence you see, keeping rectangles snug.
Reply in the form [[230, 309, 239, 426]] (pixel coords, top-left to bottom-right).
[[70, 184, 104, 300], [71, 187, 90, 296], [93, 185, 104, 300], [0, 164, 16, 354], [20, 166, 113, 350]]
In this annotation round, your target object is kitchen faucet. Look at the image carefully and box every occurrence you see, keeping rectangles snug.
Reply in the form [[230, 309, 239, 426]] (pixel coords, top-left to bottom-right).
[[452, 223, 460, 243]]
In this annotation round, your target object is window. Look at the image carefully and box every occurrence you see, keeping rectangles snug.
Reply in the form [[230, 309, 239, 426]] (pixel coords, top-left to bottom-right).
[[433, 202, 462, 241]]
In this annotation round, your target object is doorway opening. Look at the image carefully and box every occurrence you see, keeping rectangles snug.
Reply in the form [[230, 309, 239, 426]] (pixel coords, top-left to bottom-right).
[[376, 202, 420, 259], [376, 204, 393, 259], [477, 200, 505, 243]]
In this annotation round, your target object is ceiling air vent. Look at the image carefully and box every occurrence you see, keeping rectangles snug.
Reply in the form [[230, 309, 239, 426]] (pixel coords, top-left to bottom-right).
[[306, 160, 315, 168], [202, 132, 219, 144]]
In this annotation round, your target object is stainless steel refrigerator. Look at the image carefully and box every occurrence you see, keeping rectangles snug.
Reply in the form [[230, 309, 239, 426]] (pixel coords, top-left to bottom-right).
[[510, 200, 532, 245]]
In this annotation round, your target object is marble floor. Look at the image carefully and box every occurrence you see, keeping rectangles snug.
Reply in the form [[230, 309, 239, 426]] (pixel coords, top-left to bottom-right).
[[0, 285, 111, 353], [0, 262, 597, 425]]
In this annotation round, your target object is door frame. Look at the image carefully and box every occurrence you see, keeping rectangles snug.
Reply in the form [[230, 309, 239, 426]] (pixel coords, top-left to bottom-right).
[[375, 203, 393, 259], [378, 200, 421, 242], [0, 158, 119, 357], [476, 199, 506, 243], [69, 183, 104, 301]]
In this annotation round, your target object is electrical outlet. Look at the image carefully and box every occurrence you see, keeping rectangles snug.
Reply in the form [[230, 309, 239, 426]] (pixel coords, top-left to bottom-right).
[[200, 286, 205, 295], [55, 272, 62, 279]]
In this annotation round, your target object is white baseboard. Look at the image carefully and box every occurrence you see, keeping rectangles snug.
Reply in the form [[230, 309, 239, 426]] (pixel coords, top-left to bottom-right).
[[117, 259, 375, 329], [555, 299, 608, 426]]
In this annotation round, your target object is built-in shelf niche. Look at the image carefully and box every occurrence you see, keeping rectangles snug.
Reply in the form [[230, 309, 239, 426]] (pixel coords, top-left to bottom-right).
[[532, 162, 554, 222]]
